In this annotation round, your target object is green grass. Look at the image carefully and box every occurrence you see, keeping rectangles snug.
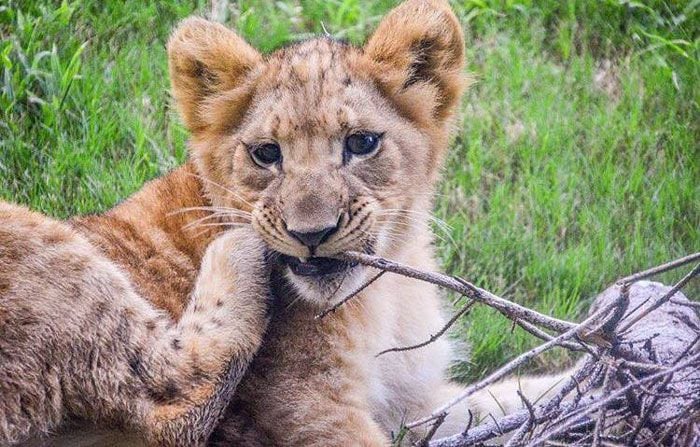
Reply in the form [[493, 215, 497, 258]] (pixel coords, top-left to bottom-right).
[[2, 0, 698, 380]]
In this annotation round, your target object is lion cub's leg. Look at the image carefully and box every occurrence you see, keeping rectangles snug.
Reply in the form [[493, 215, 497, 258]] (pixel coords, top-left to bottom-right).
[[217, 317, 391, 447], [0, 211, 269, 446], [137, 229, 271, 445], [235, 385, 389, 447]]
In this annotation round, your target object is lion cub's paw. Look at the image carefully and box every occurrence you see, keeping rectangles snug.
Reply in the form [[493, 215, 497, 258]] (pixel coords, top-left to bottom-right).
[[195, 227, 271, 312], [203, 227, 267, 277]]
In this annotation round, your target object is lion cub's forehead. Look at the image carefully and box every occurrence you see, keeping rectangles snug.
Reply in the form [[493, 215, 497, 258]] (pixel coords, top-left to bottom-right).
[[266, 38, 359, 90], [250, 38, 376, 142]]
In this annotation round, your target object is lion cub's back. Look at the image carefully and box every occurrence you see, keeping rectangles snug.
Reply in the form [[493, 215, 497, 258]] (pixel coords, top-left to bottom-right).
[[0, 202, 135, 442], [0, 201, 97, 310], [0, 202, 100, 377], [0, 200, 131, 355]]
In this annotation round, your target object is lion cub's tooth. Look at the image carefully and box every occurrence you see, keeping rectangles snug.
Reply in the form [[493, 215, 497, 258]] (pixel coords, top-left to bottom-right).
[[298, 257, 308, 263]]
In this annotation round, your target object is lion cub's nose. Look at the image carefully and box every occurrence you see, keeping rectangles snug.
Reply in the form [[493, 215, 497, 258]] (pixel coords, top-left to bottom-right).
[[287, 224, 339, 250]]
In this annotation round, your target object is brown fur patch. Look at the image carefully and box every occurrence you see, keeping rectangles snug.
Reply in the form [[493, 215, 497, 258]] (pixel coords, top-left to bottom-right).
[[71, 163, 222, 319]]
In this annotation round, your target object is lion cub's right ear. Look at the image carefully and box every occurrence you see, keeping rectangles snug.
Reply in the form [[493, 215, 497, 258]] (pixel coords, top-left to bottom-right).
[[167, 17, 261, 134]]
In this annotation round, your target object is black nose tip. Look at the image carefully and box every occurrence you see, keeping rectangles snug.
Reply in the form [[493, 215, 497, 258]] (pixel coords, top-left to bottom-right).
[[288, 225, 338, 249]]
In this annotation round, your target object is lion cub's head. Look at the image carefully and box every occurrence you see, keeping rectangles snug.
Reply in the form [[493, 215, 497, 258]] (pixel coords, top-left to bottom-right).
[[168, 0, 466, 305]]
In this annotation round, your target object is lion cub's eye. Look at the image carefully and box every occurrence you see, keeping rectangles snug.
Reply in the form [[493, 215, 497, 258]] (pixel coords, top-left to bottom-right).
[[249, 143, 282, 168], [344, 132, 382, 159]]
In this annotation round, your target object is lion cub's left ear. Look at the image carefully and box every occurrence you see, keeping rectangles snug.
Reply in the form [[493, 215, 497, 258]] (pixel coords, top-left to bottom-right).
[[167, 17, 262, 134], [363, 0, 466, 127]]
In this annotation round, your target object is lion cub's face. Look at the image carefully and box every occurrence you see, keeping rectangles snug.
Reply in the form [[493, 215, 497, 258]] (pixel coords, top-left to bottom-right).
[[168, 0, 465, 305]]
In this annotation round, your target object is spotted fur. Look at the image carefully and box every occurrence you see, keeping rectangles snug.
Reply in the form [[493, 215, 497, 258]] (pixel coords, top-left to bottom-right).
[[0, 202, 270, 446]]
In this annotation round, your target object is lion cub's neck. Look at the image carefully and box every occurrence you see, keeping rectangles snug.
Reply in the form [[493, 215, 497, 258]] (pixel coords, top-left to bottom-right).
[[71, 162, 224, 318]]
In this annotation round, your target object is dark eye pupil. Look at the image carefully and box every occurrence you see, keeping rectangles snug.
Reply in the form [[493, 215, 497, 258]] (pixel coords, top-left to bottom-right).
[[252, 143, 281, 166], [346, 132, 380, 156]]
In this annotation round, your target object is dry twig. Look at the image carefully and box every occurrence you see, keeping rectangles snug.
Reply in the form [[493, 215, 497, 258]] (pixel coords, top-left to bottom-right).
[[376, 300, 475, 357], [340, 252, 576, 333]]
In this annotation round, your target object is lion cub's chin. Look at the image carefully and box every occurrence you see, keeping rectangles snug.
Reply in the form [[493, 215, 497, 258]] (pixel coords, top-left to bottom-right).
[[281, 261, 369, 308]]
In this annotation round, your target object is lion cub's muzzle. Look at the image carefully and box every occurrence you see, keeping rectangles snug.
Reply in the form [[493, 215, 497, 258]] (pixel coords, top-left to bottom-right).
[[280, 218, 359, 278], [252, 197, 378, 278], [286, 221, 340, 250]]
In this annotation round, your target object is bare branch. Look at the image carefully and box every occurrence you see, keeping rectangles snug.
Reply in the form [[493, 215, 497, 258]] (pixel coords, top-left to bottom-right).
[[332, 250, 700, 445], [376, 300, 475, 357], [417, 413, 448, 447], [428, 280, 700, 446], [616, 252, 700, 285], [315, 270, 386, 319], [513, 319, 586, 351], [591, 366, 614, 447], [503, 390, 537, 447], [527, 352, 700, 445], [340, 251, 576, 334], [429, 401, 581, 447], [407, 299, 623, 430], [618, 262, 700, 331]]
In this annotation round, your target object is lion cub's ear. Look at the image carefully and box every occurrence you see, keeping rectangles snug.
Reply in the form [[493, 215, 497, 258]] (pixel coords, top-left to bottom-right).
[[167, 17, 261, 134], [364, 0, 466, 127]]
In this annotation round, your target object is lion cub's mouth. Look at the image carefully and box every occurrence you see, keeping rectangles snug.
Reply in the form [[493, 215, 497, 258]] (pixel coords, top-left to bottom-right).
[[278, 254, 357, 277]]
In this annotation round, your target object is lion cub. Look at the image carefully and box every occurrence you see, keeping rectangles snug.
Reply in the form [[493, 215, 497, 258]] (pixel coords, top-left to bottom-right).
[[166, 1, 549, 445]]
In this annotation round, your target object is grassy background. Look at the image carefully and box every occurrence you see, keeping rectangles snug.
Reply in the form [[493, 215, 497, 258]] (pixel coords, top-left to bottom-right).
[[1, 0, 698, 380]]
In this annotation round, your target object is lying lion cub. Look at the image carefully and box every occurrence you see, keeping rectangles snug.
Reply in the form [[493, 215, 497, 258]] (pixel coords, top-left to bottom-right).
[[1, 1, 559, 445]]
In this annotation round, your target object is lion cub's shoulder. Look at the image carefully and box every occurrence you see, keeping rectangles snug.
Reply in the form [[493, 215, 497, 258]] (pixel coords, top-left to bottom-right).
[[68, 164, 223, 318]]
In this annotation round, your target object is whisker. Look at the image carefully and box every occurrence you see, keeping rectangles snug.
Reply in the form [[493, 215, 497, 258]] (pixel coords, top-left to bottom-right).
[[167, 206, 253, 218], [323, 270, 349, 303], [358, 228, 406, 248], [258, 223, 302, 256], [184, 222, 251, 232], [375, 219, 455, 248], [377, 214, 453, 237], [182, 213, 224, 231], [190, 226, 219, 240], [379, 207, 450, 219], [376, 218, 444, 235], [376, 214, 450, 233], [377, 209, 447, 223], [378, 209, 452, 230], [362, 225, 405, 240], [182, 212, 252, 232], [263, 250, 283, 266], [377, 190, 453, 202]]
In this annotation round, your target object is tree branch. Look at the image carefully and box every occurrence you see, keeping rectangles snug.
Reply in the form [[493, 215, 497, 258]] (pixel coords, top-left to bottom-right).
[[340, 251, 576, 334]]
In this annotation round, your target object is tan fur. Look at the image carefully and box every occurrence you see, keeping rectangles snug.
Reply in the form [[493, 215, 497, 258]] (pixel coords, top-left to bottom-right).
[[0, 199, 270, 446], [2, 1, 561, 445], [71, 163, 219, 319]]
